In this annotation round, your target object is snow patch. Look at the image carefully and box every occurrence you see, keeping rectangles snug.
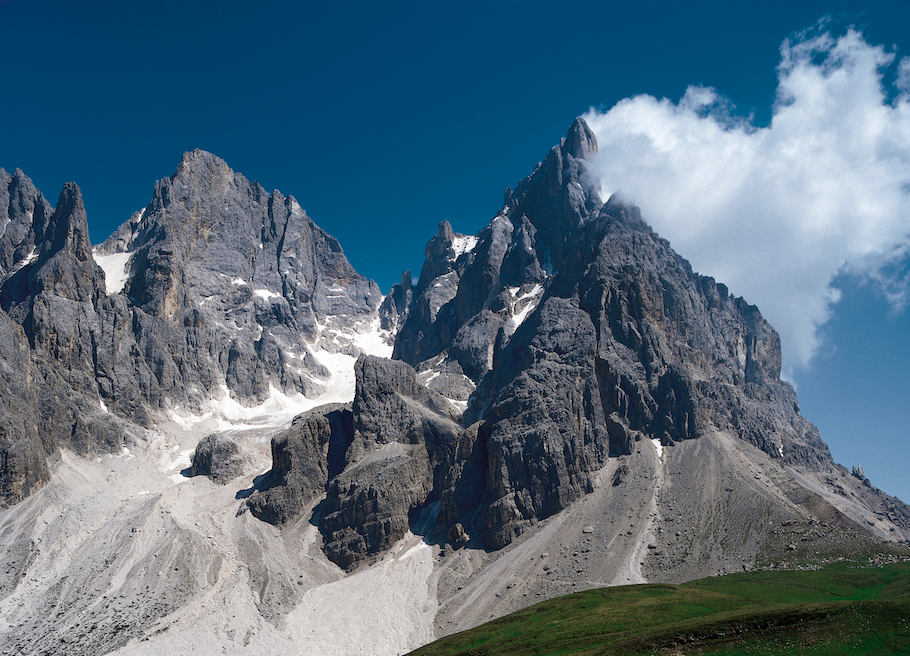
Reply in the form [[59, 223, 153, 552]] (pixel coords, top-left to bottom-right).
[[314, 315, 393, 361], [164, 371, 359, 434], [651, 437, 663, 461], [452, 235, 479, 257], [21, 247, 37, 266], [253, 288, 280, 300], [510, 284, 543, 328], [231, 277, 246, 286], [398, 540, 430, 561], [212, 381, 346, 430], [352, 317, 394, 359], [92, 250, 133, 294], [444, 397, 468, 413], [164, 305, 392, 435], [168, 407, 214, 431], [420, 371, 441, 387], [166, 447, 195, 484], [116, 447, 135, 461]]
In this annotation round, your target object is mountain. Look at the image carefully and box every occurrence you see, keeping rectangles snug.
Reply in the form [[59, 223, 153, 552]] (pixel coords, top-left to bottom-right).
[[0, 120, 907, 656]]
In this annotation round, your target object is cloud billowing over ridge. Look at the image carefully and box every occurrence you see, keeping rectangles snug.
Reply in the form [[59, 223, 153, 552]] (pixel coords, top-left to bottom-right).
[[583, 26, 910, 376]]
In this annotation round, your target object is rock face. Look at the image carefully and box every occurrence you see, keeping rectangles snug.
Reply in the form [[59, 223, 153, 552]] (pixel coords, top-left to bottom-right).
[[91, 149, 384, 419], [0, 311, 48, 504], [247, 403, 354, 525], [0, 175, 125, 508], [248, 355, 461, 569], [190, 434, 246, 484]]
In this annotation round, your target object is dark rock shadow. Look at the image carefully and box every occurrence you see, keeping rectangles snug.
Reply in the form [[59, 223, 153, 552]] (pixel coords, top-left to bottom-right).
[[235, 471, 273, 499]]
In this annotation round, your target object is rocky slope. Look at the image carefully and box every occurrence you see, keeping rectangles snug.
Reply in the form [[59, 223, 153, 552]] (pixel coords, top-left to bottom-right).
[[0, 121, 908, 656]]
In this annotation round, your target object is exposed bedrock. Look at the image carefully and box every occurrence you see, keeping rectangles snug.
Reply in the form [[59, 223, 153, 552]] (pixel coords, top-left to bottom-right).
[[190, 433, 246, 485], [247, 403, 354, 525], [248, 355, 462, 569]]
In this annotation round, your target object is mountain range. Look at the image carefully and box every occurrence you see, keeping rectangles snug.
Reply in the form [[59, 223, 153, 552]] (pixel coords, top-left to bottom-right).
[[0, 118, 907, 656]]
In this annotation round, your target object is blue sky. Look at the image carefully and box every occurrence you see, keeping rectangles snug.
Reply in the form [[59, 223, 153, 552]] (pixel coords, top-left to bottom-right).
[[2, 1, 908, 502]]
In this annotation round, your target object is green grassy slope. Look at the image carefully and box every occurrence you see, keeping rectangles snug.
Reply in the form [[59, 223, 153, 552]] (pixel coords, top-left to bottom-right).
[[410, 562, 910, 656]]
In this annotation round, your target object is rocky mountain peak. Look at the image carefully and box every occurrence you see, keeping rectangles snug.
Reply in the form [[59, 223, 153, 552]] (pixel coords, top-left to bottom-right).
[[1, 182, 104, 309], [42, 183, 94, 265], [564, 116, 598, 159], [174, 148, 234, 180], [0, 167, 54, 277]]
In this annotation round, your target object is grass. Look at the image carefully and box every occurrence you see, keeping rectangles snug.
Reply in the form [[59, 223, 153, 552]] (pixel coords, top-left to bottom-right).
[[408, 561, 910, 655]]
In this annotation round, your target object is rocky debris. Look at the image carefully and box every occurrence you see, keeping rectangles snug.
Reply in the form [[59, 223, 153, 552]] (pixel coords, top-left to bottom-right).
[[190, 433, 246, 484], [0, 481, 223, 656], [612, 462, 629, 487], [447, 523, 470, 548]]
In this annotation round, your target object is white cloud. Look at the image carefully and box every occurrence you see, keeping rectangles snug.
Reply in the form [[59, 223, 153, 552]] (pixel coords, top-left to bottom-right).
[[583, 27, 910, 375], [898, 57, 910, 94]]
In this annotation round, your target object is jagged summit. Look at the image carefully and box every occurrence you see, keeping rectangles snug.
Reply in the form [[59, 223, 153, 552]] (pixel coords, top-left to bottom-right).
[[2, 181, 105, 310], [255, 117, 910, 568], [0, 151, 392, 506], [564, 116, 598, 159], [0, 167, 55, 277]]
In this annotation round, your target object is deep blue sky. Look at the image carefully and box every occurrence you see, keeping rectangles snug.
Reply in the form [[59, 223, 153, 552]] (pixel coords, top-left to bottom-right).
[[2, 1, 908, 501]]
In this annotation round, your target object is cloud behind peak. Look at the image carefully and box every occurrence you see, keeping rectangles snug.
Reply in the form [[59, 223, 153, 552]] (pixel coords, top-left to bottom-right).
[[584, 27, 910, 375]]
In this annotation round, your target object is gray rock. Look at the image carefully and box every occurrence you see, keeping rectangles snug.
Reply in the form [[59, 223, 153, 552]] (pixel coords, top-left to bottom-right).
[[403, 118, 853, 549], [0, 310, 48, 508], [2, 122, 909, 586], [0, 182, 124, 478], [319, 355, 462, 569], [190, 434, 246, 484], [247, 404, 353, 525], [447, 522, 470, 549], [0, 168, 55, 278], [97, 149, 383, 411]]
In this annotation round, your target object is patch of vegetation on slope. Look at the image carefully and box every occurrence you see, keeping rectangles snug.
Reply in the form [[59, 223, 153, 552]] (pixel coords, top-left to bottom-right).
[[409, 561, 910, 655]]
